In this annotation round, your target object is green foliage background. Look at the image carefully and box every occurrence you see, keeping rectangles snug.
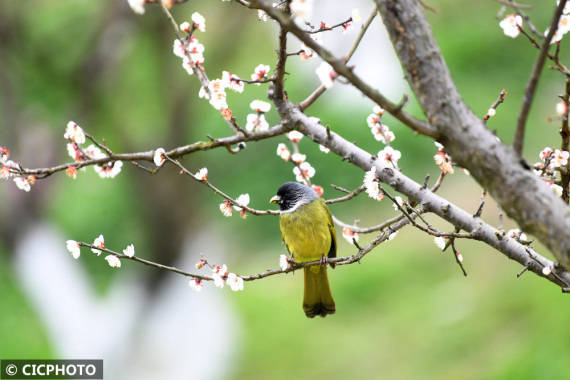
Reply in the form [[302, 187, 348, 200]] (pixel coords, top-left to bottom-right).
[[1, 0, 570, 379]]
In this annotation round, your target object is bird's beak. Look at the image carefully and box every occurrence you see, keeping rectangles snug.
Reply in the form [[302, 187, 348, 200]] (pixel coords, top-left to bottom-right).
[[269, 195, 281, 204]]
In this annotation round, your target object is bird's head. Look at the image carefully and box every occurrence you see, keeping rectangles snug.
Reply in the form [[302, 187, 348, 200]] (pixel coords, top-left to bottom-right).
[[270, 182, 318, 212]]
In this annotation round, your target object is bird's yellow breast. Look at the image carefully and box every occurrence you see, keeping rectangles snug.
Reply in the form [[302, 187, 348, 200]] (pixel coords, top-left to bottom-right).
[[279, 199, 332, 262]]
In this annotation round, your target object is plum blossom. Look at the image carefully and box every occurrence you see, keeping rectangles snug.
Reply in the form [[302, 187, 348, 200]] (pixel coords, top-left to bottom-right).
[[233, 193, 250, 219], [187, 37, 205, 64], [371, 124, 395, 144], [456, 252, 464, 263], [195, 258, 207, 270], [180, 21, 191, 33], [276, 143, 291, 161], [94, 161, 123, 178], [66, 165, 78, 179], [279, 255, 290, 271], [66, 240, 81, 259], [434, 236, 446, 250], [378, 146, 401, 167], [392, 196, 405, 211], [434, 143, 454, 174], [212, 264, 228, 288], [194, 167, 208, 182], [221, 71, 244, 93], [291, 153, 306, 164], [311, 184, 324, 196], [173, 39, 185, 58], [105, 255, 121, 268], [258, 10, 268, 22], [363, 168, 383, 201], [191, 12, 206, 32], [14, 176, 33, 192], [499, 14, 523, 38], [556, 100, 567, 116], [542, 265, 553, 275], [0, 146, 9, 163], [551, 149, 569, 168], [250, 100, 271, 113], [219, 200, 233, 217], [251, 64, 270, 83], [84, 144, 106, 160], [343, 10, 361, 34], [352, 8, 362, 23], [227, 273, 244, 291], [539, 147, 553, 162], [507, 229, 528, 241], [123, 244, 135, 258], [245, 113, 269, 132], [287, 130, 303, 143], [92, 234, 105, 255], [0, 166, 11, 180], [154, 148, 166, 166], [189, 278, 203, 292], [293, 161, 315, 182], [64, 121, 86, 144], [316, 62, 337, 89], [127, 0, 146, 15], [373, 105, 384, 115], [342, 227, 358, 244], [290, 0, 312, 22]]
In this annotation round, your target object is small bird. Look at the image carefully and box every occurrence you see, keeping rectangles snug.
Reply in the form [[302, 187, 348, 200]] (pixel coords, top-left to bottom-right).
[[270, 182, 336, 318]]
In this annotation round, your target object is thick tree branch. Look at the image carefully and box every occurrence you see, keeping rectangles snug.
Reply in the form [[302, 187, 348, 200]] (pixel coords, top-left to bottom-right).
[[375, 0, 570, 269], [273, 97, 570, 289]]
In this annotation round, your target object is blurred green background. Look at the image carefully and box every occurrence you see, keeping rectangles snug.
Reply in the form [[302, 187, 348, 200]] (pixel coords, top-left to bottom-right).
[[1, 0, 570, 379]]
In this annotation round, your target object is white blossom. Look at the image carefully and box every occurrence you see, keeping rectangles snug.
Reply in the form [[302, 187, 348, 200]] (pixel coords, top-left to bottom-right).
[[66, 240, 81, 259], [123, 244, 135, 258], [92, 234, 105, 255], [227, 273, 244, 291], [105, 255, 121, 268]]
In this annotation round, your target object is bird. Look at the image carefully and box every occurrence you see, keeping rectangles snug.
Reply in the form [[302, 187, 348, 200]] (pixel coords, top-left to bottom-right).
[[270, 182, 336, 318]]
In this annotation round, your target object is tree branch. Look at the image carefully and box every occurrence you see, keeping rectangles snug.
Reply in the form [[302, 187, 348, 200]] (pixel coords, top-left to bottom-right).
[[375, 0, 570, 269], [248, 0, 439, 138], [272, 97, 570, 289]]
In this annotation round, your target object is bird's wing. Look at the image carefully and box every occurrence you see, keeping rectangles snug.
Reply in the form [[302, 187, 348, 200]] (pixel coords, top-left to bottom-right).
[[322, 199, 337, 259]]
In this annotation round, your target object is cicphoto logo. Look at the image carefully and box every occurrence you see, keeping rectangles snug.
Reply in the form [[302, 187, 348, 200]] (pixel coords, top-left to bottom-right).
[[1, 360, 102, 379]]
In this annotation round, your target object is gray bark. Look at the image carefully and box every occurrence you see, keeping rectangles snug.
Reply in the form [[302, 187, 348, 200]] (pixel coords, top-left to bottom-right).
[[274, 99, 570, 288], [375, 0, 570, 268]]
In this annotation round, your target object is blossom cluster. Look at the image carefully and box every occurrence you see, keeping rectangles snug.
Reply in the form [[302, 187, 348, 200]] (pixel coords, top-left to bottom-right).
[[362, 105, 403, 201], [65, 234, 134, 269], [219, 193, 250, 218], [532, 147, 569, 197], [433, 142, 454, 175], [366, 106, 395, 144], [192, 258, 244, 292], [275, 129, 321, 187], [1, 146, 33, 191], [246, 100, 271, 132], [64, 121, 123, 179], [499, 14, 523, 38], [548, 1, 570, 43]]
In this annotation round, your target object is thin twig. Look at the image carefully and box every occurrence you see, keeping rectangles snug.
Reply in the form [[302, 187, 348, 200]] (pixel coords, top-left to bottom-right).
[[514, 0, 568, 155]]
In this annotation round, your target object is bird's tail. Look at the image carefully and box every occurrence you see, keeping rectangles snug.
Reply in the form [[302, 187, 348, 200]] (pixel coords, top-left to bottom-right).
[[303, 266, 336, 318]]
